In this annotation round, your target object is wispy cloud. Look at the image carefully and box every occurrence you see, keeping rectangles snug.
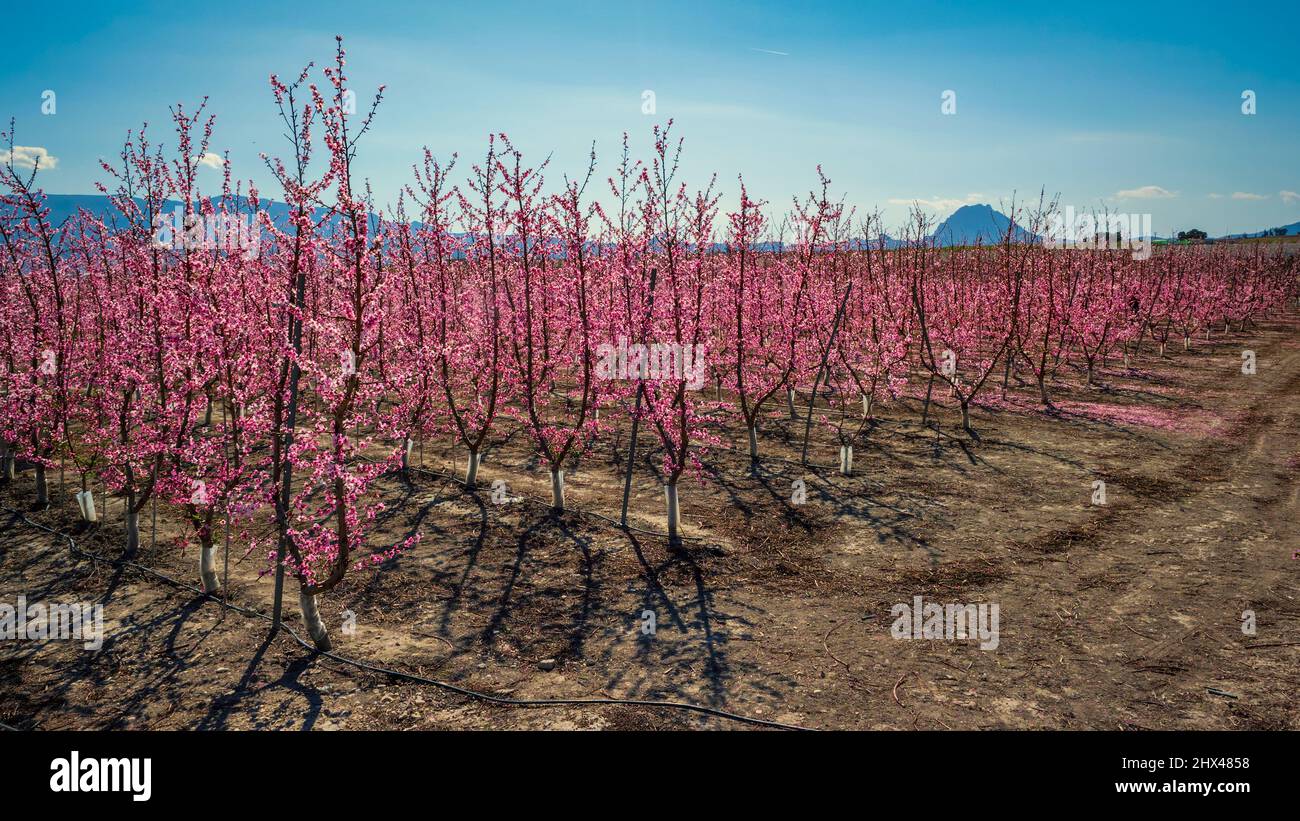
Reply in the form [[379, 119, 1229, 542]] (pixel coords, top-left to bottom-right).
[[749, 47, 789, 56], [1231, 191, 1266, 200], [887, 193, 986, 213], [197, 151, 224, 169], [1207, 193, 1223, 199], [0, 145, 58, 170], [1281, 190, 1300, 205], [1116, 185, 1175, 199]]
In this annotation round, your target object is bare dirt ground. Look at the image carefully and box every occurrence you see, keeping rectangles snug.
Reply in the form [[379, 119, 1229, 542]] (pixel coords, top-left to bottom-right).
[[2, 314, 1298, 730]]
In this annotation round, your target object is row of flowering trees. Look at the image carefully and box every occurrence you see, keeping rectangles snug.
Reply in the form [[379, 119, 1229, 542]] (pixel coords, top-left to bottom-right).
[[2, 41, 1295, 648]]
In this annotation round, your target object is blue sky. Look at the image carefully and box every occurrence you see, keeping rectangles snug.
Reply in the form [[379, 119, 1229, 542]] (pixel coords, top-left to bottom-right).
[[2, 0, 1297, 235]]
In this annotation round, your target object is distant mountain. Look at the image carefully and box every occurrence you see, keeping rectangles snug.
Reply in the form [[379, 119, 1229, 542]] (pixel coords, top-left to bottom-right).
[[37, 194, 121, 227], [25, 195, 1043, 251], [35, 194, 323, 232], [1218, 220, 1300, 240], [931, 204, 1036, 247]]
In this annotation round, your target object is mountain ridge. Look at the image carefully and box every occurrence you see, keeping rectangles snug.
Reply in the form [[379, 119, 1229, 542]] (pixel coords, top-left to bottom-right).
[[18, 194, 1293, 246]]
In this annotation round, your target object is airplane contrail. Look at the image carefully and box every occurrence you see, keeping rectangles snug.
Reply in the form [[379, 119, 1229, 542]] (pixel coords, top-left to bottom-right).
[[750, 47, 790, 56]]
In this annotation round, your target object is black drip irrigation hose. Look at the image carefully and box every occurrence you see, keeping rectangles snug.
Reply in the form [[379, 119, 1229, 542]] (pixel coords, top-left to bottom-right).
[[0, 503, 813, 731]]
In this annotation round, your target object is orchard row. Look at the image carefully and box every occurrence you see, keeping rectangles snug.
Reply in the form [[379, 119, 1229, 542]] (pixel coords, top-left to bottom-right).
[[2, 41, 1294, 647]]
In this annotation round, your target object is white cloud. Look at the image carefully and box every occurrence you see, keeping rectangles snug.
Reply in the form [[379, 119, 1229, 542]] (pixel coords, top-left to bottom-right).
[[0, 145, 58, 170], [1279, 190, 1299, 205], [1207, 193, 1223, 199], [1116, 185, 1175, 199], [1231, 191, 1266, 200], [197, 151, 224, 169], [887, 193, 986, 212]]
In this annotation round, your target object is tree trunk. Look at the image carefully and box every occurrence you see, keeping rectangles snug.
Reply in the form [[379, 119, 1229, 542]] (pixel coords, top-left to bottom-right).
[[199, 532, 219, 593], [664, 482, 681, 542], [787, 387, 797, 418], [125, 508, 140, 555], [465, 449, 481, 486], [620, 390, 643, 527], [549, 468, 565, 511], [747, 426, 759, 464], [299, 590, 331, 650], [921, 372, 936, 425], [75, 490, 98, 522], [34, 463, 48, 507], [839, 444, 853, 476]]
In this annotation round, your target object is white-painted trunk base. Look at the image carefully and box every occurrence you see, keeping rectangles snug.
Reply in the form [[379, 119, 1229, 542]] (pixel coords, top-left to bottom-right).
[[465, 451, 481, 486], [839, 445, 854, 476], [550, 469, 565, 510], [299, 591, 331, 650], [75, 490, 98, 522], [664, 484, 681, 541], [200, 545, 220, 593]]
